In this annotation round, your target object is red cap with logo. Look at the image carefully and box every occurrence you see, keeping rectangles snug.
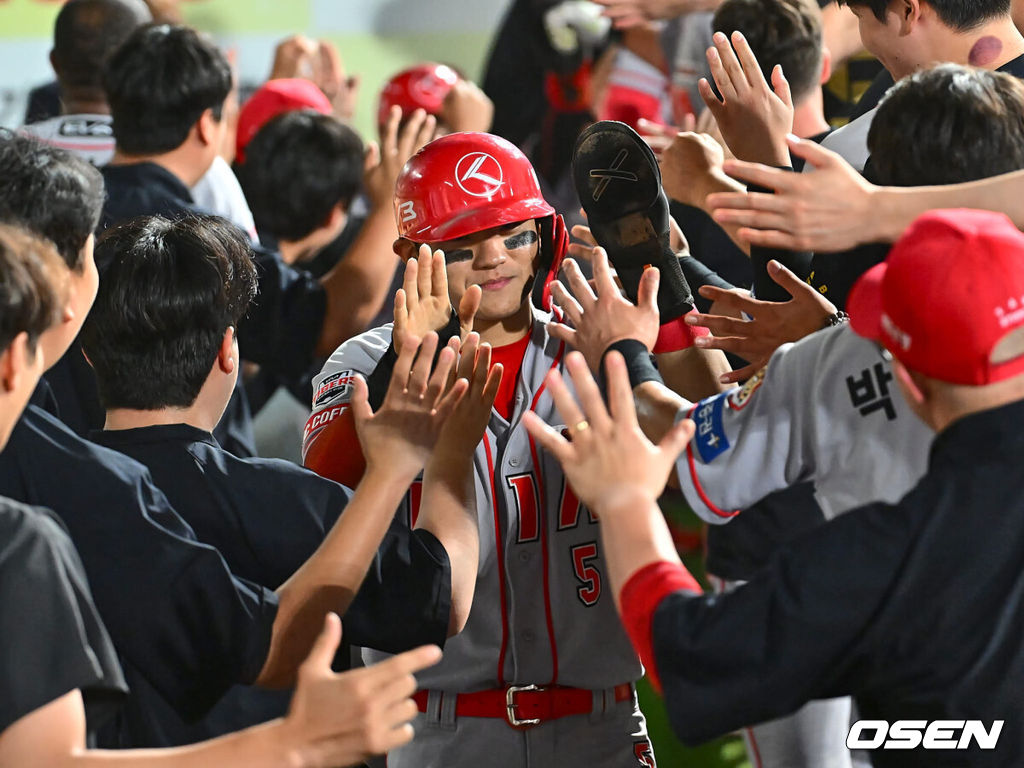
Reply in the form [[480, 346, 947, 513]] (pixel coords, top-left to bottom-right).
[[377, 63, 459, 127], [848, 208, 1024, 385], [236, 78, 332, 164], [393, 131, 566, 311]]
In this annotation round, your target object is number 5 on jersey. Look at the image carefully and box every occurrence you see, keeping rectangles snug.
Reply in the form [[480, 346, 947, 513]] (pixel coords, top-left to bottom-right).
[[571, 542, 602, 606]]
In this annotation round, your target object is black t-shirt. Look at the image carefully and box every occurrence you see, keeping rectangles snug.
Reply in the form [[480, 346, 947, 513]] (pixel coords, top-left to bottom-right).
[[100, 162, 328, 381], [654, 398, 1024, 766], [98, 162, 259, 457], [91, 423, 453, 653], [0, 497, 126, 740], [0, 403, 278, 747]]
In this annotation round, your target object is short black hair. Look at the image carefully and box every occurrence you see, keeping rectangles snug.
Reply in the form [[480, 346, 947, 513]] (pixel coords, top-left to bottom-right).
[[0, 132, 104, 271], [237, 110, 364, 242], [52, 0, 150, 92], [82, 215, 258, 410], [713, 0, 823, 102], [868, 64, 1024, 186], [0, 225, 65, 358], [840, 0, 1010, 30], [102, 23, 232, 155]]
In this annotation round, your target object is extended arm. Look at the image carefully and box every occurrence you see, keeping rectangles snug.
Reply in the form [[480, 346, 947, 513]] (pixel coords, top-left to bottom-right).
[[0, 615, 441, 768], [417, 336, 502, 636], [709, 137, 1024, 252], [260, 333, 463, 687]]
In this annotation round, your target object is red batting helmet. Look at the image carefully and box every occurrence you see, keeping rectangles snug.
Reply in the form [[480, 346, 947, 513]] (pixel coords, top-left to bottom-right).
[[393, 131, 567, 311], [377, 63, 459, 126]]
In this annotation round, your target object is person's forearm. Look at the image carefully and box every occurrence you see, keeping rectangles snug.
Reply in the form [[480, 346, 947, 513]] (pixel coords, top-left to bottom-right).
[[0, 691, 306, 768], [418, 450, 479, 637], [260, 466, 413, 687], [874, 170, 1024, 242], [594, 491, 685, 614], [316, 207, 399, 356], [634, 380, 693, 490], [65, 720, 301, 768], [695, 171, 751, 255], [654, 346, 730, 403]]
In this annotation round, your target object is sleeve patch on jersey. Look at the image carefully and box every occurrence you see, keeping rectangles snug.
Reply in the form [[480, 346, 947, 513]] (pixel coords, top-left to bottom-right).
[[302, 403, 349, 444], [693, 395, 730, 463], [727, 368, 765, 411], [313, 370, 357, 407]]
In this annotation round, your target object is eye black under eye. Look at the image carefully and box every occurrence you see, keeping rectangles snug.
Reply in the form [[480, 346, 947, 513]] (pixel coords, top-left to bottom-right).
[[444, 249, 473, 264], [504, 230, 539, 250]]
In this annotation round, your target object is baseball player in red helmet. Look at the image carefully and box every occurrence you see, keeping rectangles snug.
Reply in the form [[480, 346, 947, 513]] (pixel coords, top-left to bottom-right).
[[302, 130, 708, 766]]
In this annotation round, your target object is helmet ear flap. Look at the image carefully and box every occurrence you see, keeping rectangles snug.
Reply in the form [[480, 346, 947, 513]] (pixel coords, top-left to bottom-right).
[[531, 214, 568, 312]]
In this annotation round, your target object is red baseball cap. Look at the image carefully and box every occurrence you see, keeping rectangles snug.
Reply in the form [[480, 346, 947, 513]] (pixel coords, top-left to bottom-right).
[[377, 63, 458, 127], [236, 78, 332, 164], [849, 208, 1024, 385]]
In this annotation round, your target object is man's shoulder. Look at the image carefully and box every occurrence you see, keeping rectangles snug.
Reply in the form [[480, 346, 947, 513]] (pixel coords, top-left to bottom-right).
[[0, 496, 68, 556], [818, 109, 876, 173], [224, 446, 352, 498], [312, 324, 394, 406]]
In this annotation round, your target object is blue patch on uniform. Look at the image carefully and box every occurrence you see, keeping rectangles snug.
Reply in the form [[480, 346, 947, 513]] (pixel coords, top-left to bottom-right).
[[693, 395, 730, 463]]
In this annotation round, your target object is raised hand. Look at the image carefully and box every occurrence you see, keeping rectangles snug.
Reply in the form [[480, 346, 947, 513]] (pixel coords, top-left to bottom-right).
[[685, 259, 837, 383], [393, 245, 481, 355], [364, 106, 437, 212], [351, 331, 467, 479], [441, 78, 494, 133], [548, 248, 660, 372], [659, 131, 735, 210], [523, 351, 694, 512], [285, 613, 442, 768], [708, 137, 880, 252], [698, 31, 793, 166], [433, 334, 503, 461]]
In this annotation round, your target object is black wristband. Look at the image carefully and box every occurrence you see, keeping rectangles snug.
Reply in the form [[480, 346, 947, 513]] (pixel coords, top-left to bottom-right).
[[601, 339, 664, 391]]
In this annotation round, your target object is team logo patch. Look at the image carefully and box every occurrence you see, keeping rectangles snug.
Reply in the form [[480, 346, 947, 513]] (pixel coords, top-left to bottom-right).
[[455, 152, 504, 197], [727, 368, 765, 411], [693, 395, 730, 463], [313, 370, 357, 407]]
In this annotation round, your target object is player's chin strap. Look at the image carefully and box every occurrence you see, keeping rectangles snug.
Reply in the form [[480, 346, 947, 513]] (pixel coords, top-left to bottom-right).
[[532, 214, 569, 314]]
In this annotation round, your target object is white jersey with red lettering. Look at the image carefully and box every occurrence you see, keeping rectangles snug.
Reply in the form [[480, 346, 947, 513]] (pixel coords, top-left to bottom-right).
[[306, 311, 655, 768]]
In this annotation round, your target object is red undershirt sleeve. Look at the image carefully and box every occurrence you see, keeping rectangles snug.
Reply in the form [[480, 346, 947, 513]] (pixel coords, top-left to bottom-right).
[[619, 560, 702, 691]]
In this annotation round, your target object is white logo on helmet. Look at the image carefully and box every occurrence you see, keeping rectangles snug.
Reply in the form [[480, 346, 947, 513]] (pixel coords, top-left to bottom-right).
[[455, 152, 504, 198]]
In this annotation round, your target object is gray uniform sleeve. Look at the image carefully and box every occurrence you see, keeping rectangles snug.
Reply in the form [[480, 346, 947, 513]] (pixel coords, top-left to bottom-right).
[[675, 325, 932, 523], [675, 333, 820, 524]]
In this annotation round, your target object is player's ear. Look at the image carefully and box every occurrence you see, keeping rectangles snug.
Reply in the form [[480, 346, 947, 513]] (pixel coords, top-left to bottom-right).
[[819, 46, 832, 85], [393, 238, 418, 262], [217, 327, 236, 374], [321, 203, 348, 233]]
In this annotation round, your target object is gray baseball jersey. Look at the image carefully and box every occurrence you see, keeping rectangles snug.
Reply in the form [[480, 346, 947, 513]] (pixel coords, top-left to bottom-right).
[[678, 323, 933, 523], [307, 311, 654, 768]]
